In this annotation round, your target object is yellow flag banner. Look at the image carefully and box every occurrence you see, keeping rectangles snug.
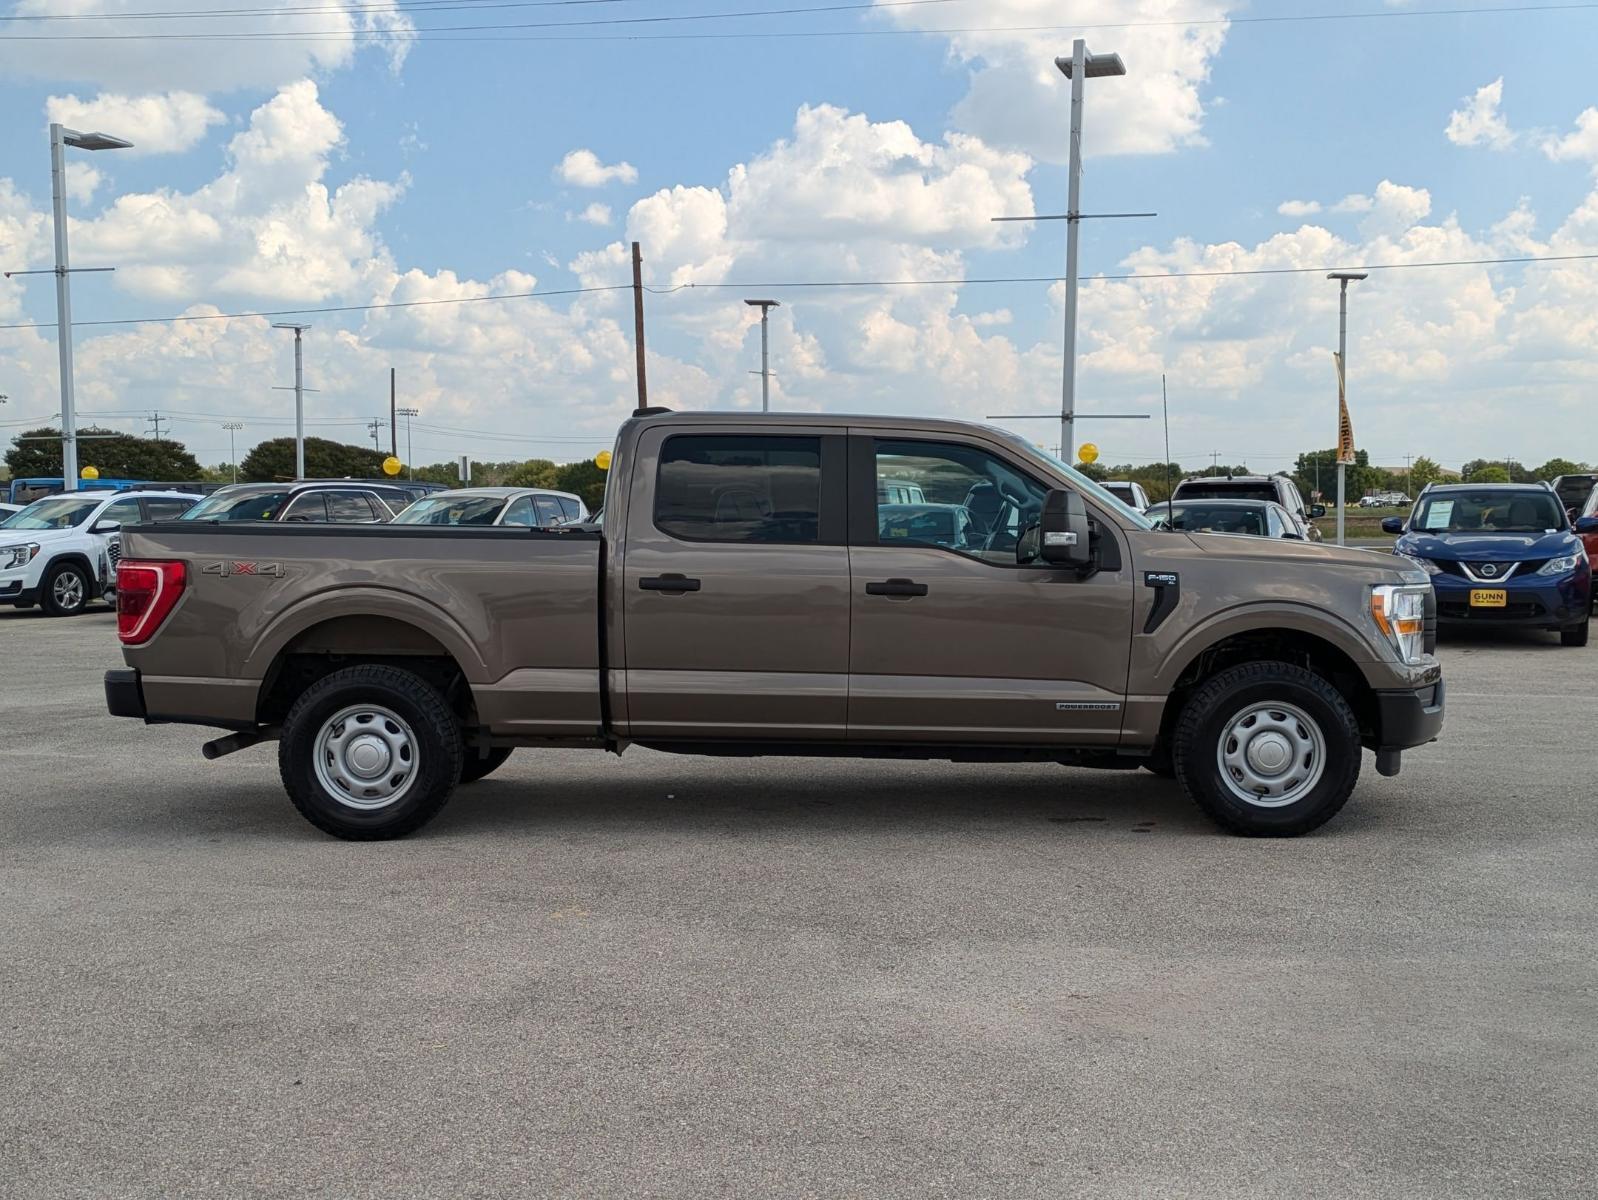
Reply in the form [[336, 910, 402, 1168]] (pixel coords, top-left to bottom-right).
[[1333, 351, 1355, 464]]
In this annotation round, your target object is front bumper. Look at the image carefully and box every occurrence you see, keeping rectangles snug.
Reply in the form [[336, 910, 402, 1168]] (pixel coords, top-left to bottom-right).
[[1375, 679, 1445, 751], [104, 668, 147, 720], [1, 579, 39, 606], [1431, 571, 1591, 629]]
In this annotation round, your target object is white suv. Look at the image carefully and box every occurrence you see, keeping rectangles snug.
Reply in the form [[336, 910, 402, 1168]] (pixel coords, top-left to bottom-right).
[[0, 489, 201, 617]]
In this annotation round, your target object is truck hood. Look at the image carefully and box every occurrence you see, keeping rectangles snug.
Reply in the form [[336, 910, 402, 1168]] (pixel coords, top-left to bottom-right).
[[1397, 530, 1576, 561], [1182, 531, 1408, 573]]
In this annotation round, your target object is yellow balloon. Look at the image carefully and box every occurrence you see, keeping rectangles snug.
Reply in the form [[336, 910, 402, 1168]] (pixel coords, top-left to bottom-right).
[[1077, 443, 1100, 465], [382, 456, 403, 477], [594, 450, 613, 471], [80, 465, 100, 480]]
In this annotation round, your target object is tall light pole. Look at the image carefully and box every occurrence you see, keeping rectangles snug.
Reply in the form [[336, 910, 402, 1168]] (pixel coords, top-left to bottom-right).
[[744, 299, 779, 411], [50, 124, 132, 491], [1328, 271, 1367, 547], [223, 421, 244, 483], [271, 322, 311, 479], [396, 407, 419, 478]]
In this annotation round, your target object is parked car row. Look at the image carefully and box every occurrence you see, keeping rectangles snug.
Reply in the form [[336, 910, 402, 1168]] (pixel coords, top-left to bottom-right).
[[2, 478, 592, 616]]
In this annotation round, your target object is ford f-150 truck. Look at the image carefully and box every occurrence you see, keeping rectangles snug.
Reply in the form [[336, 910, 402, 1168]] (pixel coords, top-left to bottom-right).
[[104, 411, 1444, 840]]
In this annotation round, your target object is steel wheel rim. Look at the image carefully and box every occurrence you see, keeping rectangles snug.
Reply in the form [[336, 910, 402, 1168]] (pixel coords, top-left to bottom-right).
[[1216, 700, 1326, 808], [53, 570, 84, 610], [312, 704, 419, 811]]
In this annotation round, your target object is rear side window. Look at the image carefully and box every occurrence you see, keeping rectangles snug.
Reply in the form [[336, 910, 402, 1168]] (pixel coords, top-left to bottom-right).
[[533, 494, 564, 527], [283, 492, 329, 522], [655, 435, 821, 544], [557, 496, 582, 522], [143, 498, 194, 521], [327, 492, 377, 522]]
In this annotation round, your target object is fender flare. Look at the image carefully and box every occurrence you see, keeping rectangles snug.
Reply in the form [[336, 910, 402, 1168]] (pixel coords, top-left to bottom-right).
[[243, 586, 492, 683], [1152, 600, 1382, 694]]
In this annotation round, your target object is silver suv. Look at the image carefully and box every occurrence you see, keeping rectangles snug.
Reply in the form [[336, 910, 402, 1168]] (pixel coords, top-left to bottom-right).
[[1171, 473, 1324, 542]]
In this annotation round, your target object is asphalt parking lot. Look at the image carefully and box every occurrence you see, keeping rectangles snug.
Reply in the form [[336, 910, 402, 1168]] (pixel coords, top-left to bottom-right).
[[3, 606, 1595, 1199]]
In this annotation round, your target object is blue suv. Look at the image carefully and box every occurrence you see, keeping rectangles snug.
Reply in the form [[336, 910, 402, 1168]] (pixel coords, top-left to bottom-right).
[[1384, 483, 1592, 647]]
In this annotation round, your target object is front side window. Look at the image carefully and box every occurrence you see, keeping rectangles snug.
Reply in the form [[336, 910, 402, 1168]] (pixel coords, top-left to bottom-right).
[[501, 497, 535, 527], [872, 440, 1048, 564], [96, 498, 145, 528], [556, 496, 583, 522], [655, 435, 821, 544], [1413, 490, 1565, 533]]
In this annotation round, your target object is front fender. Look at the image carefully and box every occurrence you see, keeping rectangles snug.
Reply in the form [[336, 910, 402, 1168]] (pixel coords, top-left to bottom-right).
[[1145, 599, 1389, 695]]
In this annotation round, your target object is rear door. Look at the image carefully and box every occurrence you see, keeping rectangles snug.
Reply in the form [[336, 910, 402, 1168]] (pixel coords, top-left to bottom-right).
[[619, 425, 849, 738], [847, 433, 1135, 745]]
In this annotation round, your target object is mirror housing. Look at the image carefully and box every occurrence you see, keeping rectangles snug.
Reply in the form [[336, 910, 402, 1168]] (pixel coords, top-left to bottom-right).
[[1040, 489, 1091, 566], [1380, 516, 1404, 535], [91, 520, 120, 534], [1309, 503, 1327, 518], [1574, 515, 1598, 535]]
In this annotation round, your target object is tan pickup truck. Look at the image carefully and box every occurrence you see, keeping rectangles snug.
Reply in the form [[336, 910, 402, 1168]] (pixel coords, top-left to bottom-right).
[[105, 410, 1444, 840]]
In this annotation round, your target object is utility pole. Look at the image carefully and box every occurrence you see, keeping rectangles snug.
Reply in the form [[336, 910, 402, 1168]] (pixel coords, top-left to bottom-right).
[[1328, 271, 1367, 547], [271, 322, 312, 479], [223, 421, 243, 483], [631, 241, 649, 413], [744, 299, 780, 411], [146, 411, 167, 444], [367, 419, 383, 451], [1161, 374, 1171, 502], [389, 367, 397, 459], [1211, 450, 1220, 475], [396, 407, 418, 478], [1404, 453, 1413, 495]]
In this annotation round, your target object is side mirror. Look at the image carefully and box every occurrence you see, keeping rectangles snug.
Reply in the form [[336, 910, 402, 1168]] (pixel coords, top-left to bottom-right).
[[1574, 516, 1598, 535], [92, 520, 120, 534], [1380, 516, 1404, 534], [1039, 489, 1091, 566], [1309, 504, 1327, 518]]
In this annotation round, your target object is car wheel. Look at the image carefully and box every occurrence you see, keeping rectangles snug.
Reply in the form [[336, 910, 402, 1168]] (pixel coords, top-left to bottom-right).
[[278, 664, 463, 840], [459, 745, 513, 783], [1173, 661, 1361, 837], [40, 561, 89, 617], [1562, 617, 1590, 648]]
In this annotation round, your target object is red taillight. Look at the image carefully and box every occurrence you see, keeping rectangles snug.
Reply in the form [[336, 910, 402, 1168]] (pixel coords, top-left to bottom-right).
[[117, 559, 187, 645]]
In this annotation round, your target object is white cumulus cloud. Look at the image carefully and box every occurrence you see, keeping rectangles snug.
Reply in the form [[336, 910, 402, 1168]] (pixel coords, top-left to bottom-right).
[[556, 150, 639, 188], [46, 92, 227, 156], [1446, 78, 1516, 150]]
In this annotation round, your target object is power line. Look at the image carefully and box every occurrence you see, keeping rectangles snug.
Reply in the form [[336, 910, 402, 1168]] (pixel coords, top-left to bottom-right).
[[0, 284, 627, 332], [4, 252, 1594, 334], [2, 1, 1593, 40]]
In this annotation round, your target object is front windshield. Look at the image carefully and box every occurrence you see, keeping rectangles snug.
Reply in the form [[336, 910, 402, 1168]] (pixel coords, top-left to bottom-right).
[[1025, 443, 1156, 529], [1413, 490, 1565, 533], [4, 496, 102, 531], [183, 490, 292, 521], [391, 496, 507, 526]]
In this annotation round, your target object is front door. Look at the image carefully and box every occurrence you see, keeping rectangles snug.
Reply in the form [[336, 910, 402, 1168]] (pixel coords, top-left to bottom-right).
[[847, 433, 1135, 744], [620, 426, 850, 738]]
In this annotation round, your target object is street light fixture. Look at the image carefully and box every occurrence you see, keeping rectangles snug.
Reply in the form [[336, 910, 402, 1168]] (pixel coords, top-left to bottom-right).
[[271, 323, 312, 479], [1328, 271, 1368, 546], [51, 123, 132, 491], [744, 299, 780, 412], [222, 421, 244, 484]]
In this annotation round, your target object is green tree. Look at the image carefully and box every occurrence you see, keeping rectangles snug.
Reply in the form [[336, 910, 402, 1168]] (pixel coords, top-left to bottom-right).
[[6, 425, 202, 481], [1533, 457, 1587, 481], [554, 460, 608, 510], [503, 458, 560, 489], [1075, 460, 1109, 482], [1407, 456, 1445, 494], [239, 436, 390, 482], [1292, 447, 1388, 502], [1466, 464, 1510, 483]]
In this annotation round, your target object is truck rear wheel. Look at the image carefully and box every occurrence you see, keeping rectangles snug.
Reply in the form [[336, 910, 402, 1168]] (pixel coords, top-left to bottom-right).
[[278, 665, 463, 840], [1172, 661, 1361, 837], [459, 746, 512, 783]]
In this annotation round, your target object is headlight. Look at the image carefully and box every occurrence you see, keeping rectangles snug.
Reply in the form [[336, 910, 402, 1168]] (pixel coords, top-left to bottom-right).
[[1536, 554, 1582, 576], [1400, 554, 1442, 576], [0, 543, 38, 570], [1371, 584, 1430, 665]]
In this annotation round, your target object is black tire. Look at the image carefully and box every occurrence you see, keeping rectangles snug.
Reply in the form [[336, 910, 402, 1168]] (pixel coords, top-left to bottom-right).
[[1172, 661, 1361, 837], [459, 746, 513, 783], [1562, 617, 1589, 648], [40, 560, 90, 617], [278, 664, 463, 840]]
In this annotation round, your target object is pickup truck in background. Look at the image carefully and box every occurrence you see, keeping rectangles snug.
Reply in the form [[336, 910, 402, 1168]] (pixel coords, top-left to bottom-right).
[[104, 411, 1444, 840]]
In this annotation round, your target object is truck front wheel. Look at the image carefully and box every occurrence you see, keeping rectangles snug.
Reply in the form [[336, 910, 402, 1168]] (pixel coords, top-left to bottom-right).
[[41, 561, 90, 617], [1172, 661, 1361, 837], [278, 665, 463, 840]]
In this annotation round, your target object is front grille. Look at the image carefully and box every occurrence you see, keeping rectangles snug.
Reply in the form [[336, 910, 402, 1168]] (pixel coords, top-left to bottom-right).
[[107, 540, 122, 568], [1439, 599, 1546, 620]]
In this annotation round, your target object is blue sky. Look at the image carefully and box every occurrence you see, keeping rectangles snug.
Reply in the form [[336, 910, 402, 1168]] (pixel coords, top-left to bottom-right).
[[2, 1, 1597, 472]]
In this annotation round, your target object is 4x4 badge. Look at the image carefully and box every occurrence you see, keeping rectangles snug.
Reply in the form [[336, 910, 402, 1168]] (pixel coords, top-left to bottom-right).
[[201, 561, 285, 578]]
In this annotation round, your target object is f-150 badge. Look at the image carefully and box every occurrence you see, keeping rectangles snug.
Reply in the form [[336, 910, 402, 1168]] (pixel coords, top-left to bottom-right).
[[201, 561, 285, 578]]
